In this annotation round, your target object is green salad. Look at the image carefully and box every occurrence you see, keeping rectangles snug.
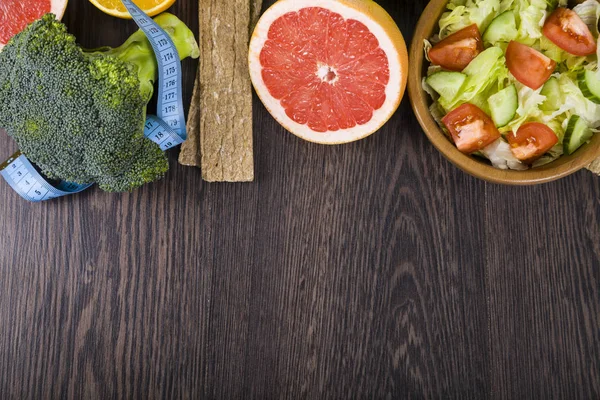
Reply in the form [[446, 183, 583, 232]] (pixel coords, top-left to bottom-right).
[[423, 0, 600, 170]]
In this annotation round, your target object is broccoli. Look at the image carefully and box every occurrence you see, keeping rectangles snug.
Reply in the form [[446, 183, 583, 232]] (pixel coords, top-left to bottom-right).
[[0, 13, 199, 192]]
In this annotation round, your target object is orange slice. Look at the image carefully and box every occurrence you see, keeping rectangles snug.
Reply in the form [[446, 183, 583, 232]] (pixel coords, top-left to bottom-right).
[[249, 0, 408, 144], [0, 0, 68, 50], [89, 0, 175, 19]]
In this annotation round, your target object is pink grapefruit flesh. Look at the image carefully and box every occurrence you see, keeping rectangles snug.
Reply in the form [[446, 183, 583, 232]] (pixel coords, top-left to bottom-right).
[[260, 7, 390, 133], [0, 0, 68, 48]]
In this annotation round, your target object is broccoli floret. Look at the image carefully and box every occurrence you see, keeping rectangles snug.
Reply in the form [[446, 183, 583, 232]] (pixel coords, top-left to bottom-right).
[[0, 13, 199, 192]]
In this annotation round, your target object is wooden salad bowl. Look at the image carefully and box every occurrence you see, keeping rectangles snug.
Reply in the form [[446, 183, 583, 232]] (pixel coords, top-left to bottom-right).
[[407, 0, 600, 185]]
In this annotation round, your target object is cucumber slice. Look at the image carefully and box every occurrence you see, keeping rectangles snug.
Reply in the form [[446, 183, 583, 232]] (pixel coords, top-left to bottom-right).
[[540, 77, 562, 112], [483, 11, 518, 44], [487, 84, 518, 127], [578, 70, 600, 104], [425, 71, 467, 102], [564, 115, 593, 155]]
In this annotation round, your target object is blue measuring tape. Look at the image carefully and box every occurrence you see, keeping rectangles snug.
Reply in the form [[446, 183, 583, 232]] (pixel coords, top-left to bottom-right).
[[0, 0, 187, 202]]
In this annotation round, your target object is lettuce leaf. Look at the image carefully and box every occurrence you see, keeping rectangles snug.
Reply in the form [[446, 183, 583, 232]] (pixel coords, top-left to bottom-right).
[[572, 0, 600, 78], [480, 138, 528, 170], [532, 144, 564, 167], [439, 47, 508, 112], [438, 0, 502, 39], [514, 0, 548, 45], [438, 0, 568, 42], [573, 0, 600, 38]]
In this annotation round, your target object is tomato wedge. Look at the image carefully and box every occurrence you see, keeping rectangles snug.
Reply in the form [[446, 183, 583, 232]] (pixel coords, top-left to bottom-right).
[[543, 8, 596, 57], [442, 103, 501, 154], [429, 24, 484, 72], [506, 41, 556, 90], [506, 123, 558, 163]]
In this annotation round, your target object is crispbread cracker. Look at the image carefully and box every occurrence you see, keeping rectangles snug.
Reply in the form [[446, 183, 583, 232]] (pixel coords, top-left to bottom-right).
[[179, 72, 201, 166], [179, 0, 263, 182]]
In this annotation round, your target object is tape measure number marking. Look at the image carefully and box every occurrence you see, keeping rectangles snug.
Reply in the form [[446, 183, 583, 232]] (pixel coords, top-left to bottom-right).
[[145, 115, 184, 151], [0, 152, 91, 202], [121, 0, 186, 138]]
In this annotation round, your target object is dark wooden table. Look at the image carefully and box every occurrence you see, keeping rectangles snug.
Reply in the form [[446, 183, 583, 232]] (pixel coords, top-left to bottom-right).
[[0, 0, 598, 398]]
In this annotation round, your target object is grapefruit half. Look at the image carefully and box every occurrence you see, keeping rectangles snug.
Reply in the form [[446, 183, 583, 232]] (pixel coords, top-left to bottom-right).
[[0, 0, 68, 50], [249, 0, 408, 144]]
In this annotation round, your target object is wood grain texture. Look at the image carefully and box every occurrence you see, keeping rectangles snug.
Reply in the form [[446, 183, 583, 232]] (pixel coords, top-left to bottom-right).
[[0, 1, 598, 399], [485, 178, 600, 399]]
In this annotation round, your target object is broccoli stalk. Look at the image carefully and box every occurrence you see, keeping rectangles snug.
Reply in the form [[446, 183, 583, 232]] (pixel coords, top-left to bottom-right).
[[0, 13, 199, 192], [85, 13, 200, 102]]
